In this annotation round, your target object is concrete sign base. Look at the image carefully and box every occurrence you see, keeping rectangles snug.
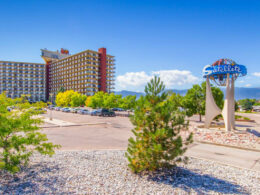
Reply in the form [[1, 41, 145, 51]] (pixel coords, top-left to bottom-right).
[[205, 75, 235, 131]]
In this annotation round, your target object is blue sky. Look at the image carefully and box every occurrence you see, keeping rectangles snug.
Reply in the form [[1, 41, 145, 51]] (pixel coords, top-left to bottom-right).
[[1, 0, 260, 91]]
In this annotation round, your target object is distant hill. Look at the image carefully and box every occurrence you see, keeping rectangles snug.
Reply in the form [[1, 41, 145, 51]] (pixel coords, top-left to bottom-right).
[[115, 88, 260, 100], [232, 87, 260, 100], [114, 90, 144, 98]]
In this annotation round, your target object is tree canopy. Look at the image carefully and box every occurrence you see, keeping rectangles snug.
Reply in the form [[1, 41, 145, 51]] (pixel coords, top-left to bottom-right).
[[55, 90, 86, 107], [87, 92, 136, 110], [183, 81, 224, 121], [238, 98, 255, 111], [0, 93, 59, 173]]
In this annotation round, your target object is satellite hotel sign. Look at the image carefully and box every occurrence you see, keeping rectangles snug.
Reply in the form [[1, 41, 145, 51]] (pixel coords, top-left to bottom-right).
[[203, 59, 247, 131], [203, 64, 247, 79]]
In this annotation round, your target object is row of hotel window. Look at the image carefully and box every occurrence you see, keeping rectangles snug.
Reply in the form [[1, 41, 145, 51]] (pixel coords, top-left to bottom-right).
[[2, 84, 44, 86], [50, 83, 115, 89], [3, 91, 45, 94], [1, 88, 44, 91], [50, 60, 114, 71], [50, 62, 100, 72], [1, 69, 45, 72], [5, 95, 45, 99], [2, 80, 44, 84], [49, 67, 114, 75], [56, 57, 99, 64], [55, 52, 113, 60], [1, 73, 44, 77], [51, 82, 98, 87], [2, 84, 44, 87], [1, 72, 44, 76], [49, 69, 99, 75], [50, 88, 98, 93], [52, 59, 100, 66], [0, 63, 45, 68], [52, 83, 98, 88], [49, 75, 98, 80], [49, 75, 114, 81], [1, 76, 44, 80], [51, 65, 99, 71]]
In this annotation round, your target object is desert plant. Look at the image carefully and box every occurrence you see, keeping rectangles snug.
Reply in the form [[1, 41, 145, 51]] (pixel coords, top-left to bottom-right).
[[125, 76, 193, 173]]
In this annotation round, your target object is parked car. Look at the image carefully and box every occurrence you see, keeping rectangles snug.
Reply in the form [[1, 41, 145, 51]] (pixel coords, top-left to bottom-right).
[[75, 108, 82, 113], [252, 106, 260, 112], [70, 108, 79, 113], [78, 109, 89, 115], [112, 108, 125, 111], [82, 110, 90, 115], [55, 107, 61, 111], [61, 107, 70, 112], [90, 109, 99, 116], [48, 105, 55, 110], [77, 109, 84, 114], [98, 108, 116, 117], [64, 108, 71, 112]]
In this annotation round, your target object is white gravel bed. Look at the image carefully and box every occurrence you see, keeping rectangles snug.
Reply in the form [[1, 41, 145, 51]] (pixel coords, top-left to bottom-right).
[[0, 151, 259, 194]]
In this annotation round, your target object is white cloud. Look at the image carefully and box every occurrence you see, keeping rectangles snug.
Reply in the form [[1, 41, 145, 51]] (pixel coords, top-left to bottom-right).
[[116, 70, 199, 91], [245, 84, 252, 87], [253, 72, 260, 77], [152, 70, 199, 86]]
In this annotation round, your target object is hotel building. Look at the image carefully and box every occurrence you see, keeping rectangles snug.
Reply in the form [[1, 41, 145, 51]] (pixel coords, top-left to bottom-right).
[[41, 47, 115, 99], [0, 47, 115, 102], [0, 61, 46, 102]]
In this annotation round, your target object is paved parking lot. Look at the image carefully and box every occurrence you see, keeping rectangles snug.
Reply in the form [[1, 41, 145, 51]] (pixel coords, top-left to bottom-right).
[[42, 110, 134, 150]]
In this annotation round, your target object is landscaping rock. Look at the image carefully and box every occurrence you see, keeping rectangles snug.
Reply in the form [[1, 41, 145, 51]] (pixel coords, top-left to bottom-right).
[[0, 151, 259, 194]]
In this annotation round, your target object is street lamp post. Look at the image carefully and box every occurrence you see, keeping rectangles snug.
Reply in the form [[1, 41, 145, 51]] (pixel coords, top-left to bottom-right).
[[50, 93, 53, 121]]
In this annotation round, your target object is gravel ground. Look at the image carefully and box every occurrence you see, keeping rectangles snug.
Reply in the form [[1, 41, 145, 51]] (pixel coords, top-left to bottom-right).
[[193, 128, 260, 150], [0, 151, 259, 195]]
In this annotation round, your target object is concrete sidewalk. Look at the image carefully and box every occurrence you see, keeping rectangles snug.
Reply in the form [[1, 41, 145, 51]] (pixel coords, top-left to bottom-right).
[[43, 118, 76, 126], [186, 142, 260, 171]]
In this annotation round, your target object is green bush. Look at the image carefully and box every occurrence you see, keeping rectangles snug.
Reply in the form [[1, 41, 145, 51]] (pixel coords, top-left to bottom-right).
[[235, 115, 242, 119], [235, 115, 251, 121], [125, 76, 193, 173], [0, 93, 60, 173]]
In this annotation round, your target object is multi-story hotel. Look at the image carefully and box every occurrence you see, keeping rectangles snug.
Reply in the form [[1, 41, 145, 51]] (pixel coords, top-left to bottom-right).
[[0, 61, 46, 102], [41, 47, 115, 99], [0, 47, 115, 102]]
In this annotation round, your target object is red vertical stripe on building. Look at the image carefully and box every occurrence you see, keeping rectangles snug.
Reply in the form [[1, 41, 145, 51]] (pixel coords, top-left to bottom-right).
[[98, 48, 107, 92], [46, 62, 50, 101]]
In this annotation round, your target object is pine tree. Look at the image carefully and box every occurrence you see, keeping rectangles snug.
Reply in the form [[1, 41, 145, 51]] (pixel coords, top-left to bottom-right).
[[125, 76, 193, 173]]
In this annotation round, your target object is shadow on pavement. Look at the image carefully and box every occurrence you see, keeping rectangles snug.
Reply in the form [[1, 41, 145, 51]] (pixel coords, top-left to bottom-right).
[[146, 167, 249, 194], [247, 129, 260, 137], [236, 124, 254, 128]]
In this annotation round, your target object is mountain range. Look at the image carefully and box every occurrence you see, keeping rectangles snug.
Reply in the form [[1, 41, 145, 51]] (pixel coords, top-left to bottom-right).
[[115, 88, 260, 100]]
